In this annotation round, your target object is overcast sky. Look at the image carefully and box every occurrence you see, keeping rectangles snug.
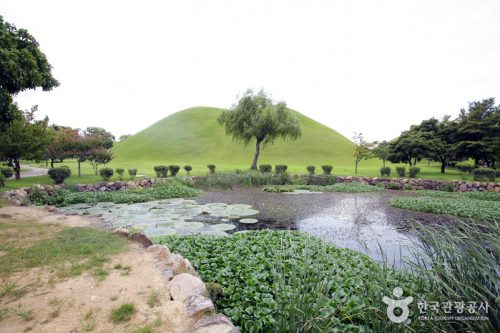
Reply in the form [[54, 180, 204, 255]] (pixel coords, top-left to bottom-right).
[[3, 0, 500, 141]]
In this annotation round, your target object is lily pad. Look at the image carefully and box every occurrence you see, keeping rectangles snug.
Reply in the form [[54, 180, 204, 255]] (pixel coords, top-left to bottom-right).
[[174, 222, 205, 229], [211, 223, 236, 231], [202, 230, 229, 237], [239, 218, 258, 224]]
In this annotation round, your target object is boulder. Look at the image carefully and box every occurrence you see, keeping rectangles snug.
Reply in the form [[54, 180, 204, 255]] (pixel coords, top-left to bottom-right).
[[129, 232, 153, 248], [194, 314, 238, 333], [146, 244, 171, 260], [185, 295, 214, 316], [169, 273, 206, 301], [112, 228, 130, 237]]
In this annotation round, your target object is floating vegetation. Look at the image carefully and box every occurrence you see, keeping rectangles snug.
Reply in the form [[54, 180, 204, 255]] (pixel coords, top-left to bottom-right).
[[210, 223, 237, 231], [239, 218, 258, 224]]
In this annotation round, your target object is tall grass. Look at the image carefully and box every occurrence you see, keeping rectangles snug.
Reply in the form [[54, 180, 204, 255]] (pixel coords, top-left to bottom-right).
[[193, 172, 290, 189]]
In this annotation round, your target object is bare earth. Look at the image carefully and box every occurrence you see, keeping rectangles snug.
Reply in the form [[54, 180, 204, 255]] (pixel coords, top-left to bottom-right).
[[0, 206, 192, 333]]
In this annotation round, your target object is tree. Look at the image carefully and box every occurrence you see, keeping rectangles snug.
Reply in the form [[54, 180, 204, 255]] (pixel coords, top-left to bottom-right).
[[83, 127, 115, 149], [45, 126, 80, 168], [0, 105, 51, 179], [372, 140, 390, 167], [352, 133, 372, 174], [0, 16, 59, 124], [454, 98, 499, 167], [218, 89, 301, 169], [388, 130, 433, 166], [119, 134, 131, 142], [87, 148, 113, 175]]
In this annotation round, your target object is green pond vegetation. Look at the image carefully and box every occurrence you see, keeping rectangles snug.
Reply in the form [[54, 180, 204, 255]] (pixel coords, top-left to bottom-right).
[[261, 183, 384, 193]]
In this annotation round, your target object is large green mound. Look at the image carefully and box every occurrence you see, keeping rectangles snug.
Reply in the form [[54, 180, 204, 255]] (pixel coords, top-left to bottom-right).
[[112, 106, 355, 168]]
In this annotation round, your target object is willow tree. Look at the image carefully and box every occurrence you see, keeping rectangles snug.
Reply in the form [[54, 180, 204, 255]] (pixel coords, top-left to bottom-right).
[[218, 90, 301, 170]]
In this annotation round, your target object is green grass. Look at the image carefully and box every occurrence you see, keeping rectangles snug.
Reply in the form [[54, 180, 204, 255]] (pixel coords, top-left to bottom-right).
[[110, 303, 136, 324]]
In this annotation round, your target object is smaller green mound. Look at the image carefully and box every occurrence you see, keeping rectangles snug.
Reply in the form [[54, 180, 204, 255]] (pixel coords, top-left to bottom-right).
[[262, 183, 384, 193], [391, 197, 500, 222], [414, 190, 500, 202]]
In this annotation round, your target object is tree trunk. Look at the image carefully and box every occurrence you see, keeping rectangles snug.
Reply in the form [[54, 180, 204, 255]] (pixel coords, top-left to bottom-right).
[[382, 159, 386, 168], [440, 159, 447, 173], [251, 139, 261, 170], [14, 158, 21, 180], [50, 159, 54, 168], [78, 160, 81, 177], [355, 160, 359, 174]]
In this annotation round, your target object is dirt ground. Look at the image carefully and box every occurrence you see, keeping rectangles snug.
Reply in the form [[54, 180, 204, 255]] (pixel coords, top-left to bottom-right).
[[0, 206, 192, 333]]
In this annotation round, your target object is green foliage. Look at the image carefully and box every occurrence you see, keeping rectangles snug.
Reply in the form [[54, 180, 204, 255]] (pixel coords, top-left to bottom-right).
[[456, 162, 475, 173], [153, 165, 168, 178], [99, 167, 114, 181], [115, 168, 125, 181], [396, 166, 405, 177], [48, 166, 71, 184], [32, 183, 200, 206], [0, 173, 5, 187], [207, 164, 216, 174], [352, 133, 372, 174], [0, 167, 13, 178], [274, 165, 288, 174], [306, 165, 315, 174], [380, 167, 391, 177], [372, 140, 390, 167], [262, 182, 383, 193], [87, 148, 113, 175], [415, 190, 500, 201], [194, 172, 289, 190], [391, 196, 500, 221], [403, 184, 413, 191], [387, 182, 400, 190], [472, 168, 496, 181], [258, 164, 272, 173], [110, 303, 136, 324], [321, 165, 333, 175], [128, 168, 137, 179], [409, 166, 420, 178], [437, 181, 454, 192], [183, 165, 192, 175], [168, 165, 180, 177]]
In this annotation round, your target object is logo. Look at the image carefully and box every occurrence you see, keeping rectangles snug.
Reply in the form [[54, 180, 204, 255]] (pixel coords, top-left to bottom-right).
[[383, 287, 414, 323]]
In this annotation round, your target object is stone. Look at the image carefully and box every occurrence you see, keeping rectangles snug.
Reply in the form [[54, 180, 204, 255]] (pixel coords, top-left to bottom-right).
[[147, 244, 171, 259], [163, 254, 198, 276], [169, 273, 206, 301], [163, 269, 174, 280], [129, 232, 153, 248], [194, 314, 237, 333], [458, 184, 468, 192], [112, 228, 130, 237], [184, 295, 214, 316]]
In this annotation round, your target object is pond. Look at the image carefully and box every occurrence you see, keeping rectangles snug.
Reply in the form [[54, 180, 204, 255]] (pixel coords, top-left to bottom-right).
[[60, 189, 446, 265]]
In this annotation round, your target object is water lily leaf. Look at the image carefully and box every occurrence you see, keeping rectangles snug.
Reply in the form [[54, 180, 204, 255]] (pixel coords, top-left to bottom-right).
[[239, 218, 258, 224], [211, 223, 236, 231]]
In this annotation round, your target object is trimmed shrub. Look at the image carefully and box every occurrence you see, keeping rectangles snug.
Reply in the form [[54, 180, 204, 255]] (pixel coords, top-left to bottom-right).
[[0, 173, 5, 187], [396, 166, 405, 177], [207, 164, 216, 174], [154, 165, 168, 178], [321, 165, 333, 175], [409, 166, 420, 178], [380, 167, 391, 177], [48, 166, 71, 184], [259, 165, 272, 173], [275, 165, 288, 174], [168, 165, 180, 177], [128, 168, 137, 180], [115, 168, 125, 181], [184, 165, 192, 175], [456, 162, 475, 173], [472, 168, 496, 182], [306, 166, 315, 175], [0, 167, 13, 179], [99, 167, 114, 181]]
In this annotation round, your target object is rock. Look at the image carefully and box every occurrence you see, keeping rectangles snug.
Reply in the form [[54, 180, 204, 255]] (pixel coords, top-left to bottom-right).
[[185, 295, 214, 316], [194, 314, 238, 333], [112, 228, 130, 237], [162, 254, 198, 276], [458, 184, 468, 192], [147, 244, 171, 259], [129, 232, 153, 248], [495, 187, 500, 193], [169, 273, 206, 301], [163, 269, 174, 280]]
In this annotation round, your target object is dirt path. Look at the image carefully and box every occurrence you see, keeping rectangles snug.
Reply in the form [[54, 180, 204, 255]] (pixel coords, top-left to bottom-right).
[[0, 206, 192, 333]]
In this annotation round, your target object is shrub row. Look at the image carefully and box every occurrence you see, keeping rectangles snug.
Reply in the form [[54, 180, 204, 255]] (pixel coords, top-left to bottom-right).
[[153, 165, 186, 178], [472, 168, 496, 182]]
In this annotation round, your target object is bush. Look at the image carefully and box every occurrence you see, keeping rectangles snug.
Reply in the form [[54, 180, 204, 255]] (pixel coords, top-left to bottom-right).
[[0, 173, 5, 187], [275, 165, 288, 174], [438, 182, 454, 192], [403, 184, 413, 191], [306, 166, 315, 175], [128, 168, 137, 180], [0, 167, 13, 179], [472, 168, 496, 182], [207, 164, 216, 174], [456, 162, 475, 173], [259, 164, 272, 173], [396, 166, 405, 177], [99, 167, 114, 181], [153, 165, 168, 178], [409, 166, 420, 178], [380, 167, 391, 177], [387, 182, 400, 190], [48, 166, 71, 184], [115, 168, 125, 181], [168, 165, 180, 177], [321, 165, 333, 175], [183, 165, 192, 175]]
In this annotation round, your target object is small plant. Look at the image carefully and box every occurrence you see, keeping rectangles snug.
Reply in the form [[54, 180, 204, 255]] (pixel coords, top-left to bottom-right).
[[235, 169, 243, 174], [168, 165, 180, 177], [0, 173, 5, 187], [306, 166, 315, 175], [275, 165, 288, 174], [387, 182, 400, 190], [438, 182, 455, 192], [259, 164, 272, 173], [184, 165, 192, 175], [403, 184, 413, 191], [472, 168, 496, 181], [205, 282, 224, 303], [15, 305, 34, 321], [81, 308, 97, 331], [380, 167, 391, 177], [409, 166, 420, 178], [48, 166, 71, 184], [132, 326, 153, 333], [146, 290, 161, 308], [0, 167, 13, 179], [396, 166, 405, 177], [154, 165, 168, 178], [321, 165, 333, 175], [128, 168, 137, 180], [99, 167, 114, 181], [92, 267, 109, 282], [110, 303, 136, 324], [115, 168, 125, 181], [207, 164, 216, 174]]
